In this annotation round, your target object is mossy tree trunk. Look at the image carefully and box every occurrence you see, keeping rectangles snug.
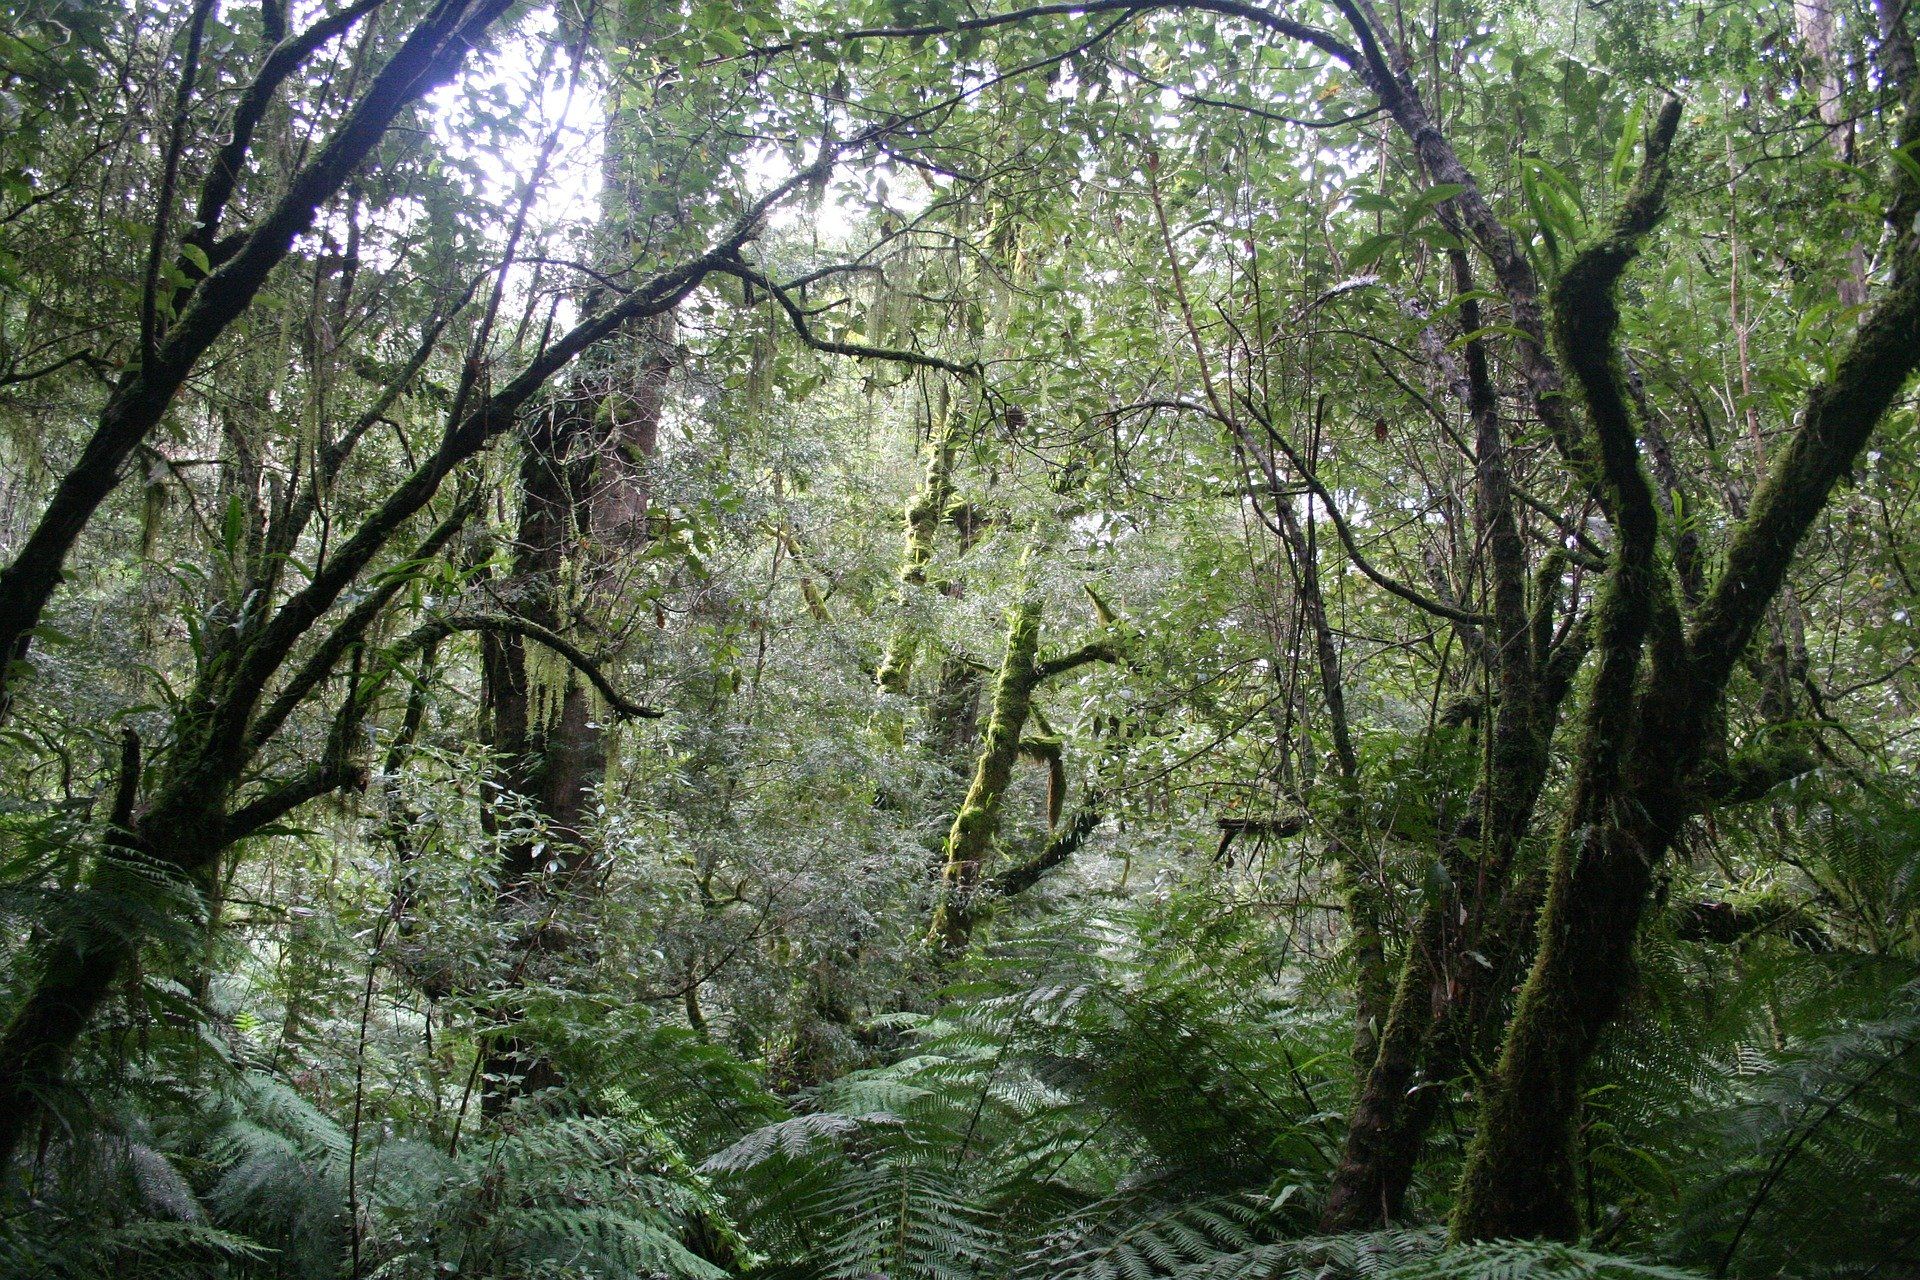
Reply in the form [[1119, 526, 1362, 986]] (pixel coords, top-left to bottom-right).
[[474, 8, 678, 1108], [927, 596, 1042, 955], [1319, 247, 1582, 1229], [877, 398, 956, 695], [927, 588, 1121, 956], [874, 389, 993, 778], [1453, 86, 1920, 1238]]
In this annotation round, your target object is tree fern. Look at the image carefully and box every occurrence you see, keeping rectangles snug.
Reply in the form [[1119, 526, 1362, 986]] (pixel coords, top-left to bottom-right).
[[1010, 1189, 1264, 1280], [707, 898, 1350, 1276], [1673, 980, 1920, 1279], [373, 1107, 745, 1279], [0, 1215, 269, 1280], [1380, 1239, 1709, 1280]]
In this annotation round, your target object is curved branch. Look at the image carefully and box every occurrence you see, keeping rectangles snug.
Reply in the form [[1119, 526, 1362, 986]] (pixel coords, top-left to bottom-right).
[[1687, 87, 1920, 697], [984, 803, 1102, 901], [1237, 395, 1493, 626], [751, 0, 1358, 64], [1036, 637, 1123, 679], [425, 614, 663, 720], [1542, 95, 1682, 689], [182, 0, 388, 271], [140, 0, 217, 364], [223, 756, 369, 845], [717, 259, 981, 378]]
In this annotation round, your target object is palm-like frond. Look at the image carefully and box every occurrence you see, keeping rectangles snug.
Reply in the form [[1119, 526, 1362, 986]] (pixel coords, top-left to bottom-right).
[[1673, 980, 1920, 1279]]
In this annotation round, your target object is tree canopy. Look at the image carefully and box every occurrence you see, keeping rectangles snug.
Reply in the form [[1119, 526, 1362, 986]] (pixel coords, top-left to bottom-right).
[[1, 0, 1917, 1274]]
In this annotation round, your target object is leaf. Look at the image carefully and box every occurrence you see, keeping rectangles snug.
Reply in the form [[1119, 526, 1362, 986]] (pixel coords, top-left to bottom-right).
[[1890, 141, 1920, 192], [1609, 97, 1646, 191], [1409, 182, 1467, 212], [1446, 322, 1532, 349], [222, 492, 246, 559], [1349, 232, 1399, 271]]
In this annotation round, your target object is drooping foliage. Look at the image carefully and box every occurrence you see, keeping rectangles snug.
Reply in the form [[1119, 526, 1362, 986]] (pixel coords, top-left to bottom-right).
[[2, 0, 1918, 1273]]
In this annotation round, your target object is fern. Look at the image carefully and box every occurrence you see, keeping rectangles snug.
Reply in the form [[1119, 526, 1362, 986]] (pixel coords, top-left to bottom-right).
[[1381, 1239, 1709, 1280], [373, 1107, 746, 1280], [1672, 980, 1920, 1278], [0, 1215, 269, 1280], [1011, 1190, 1263, 1280], [1105, 1231, 1709, 1280], [708, 898, 1350, 1276], [198, 1072, 353, 1277], [1168, 1228, 1443, 1280]]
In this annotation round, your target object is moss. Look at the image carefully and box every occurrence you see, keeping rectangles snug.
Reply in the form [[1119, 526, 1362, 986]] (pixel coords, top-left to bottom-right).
[[876, 417, 956, 694], [927, 596, 1043, 955], [1451, 102, 1687, 1241], [1019, 735, 1065, 827]]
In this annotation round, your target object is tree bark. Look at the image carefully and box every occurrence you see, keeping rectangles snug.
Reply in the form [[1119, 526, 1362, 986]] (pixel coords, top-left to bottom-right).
[[1321, 250, 1573, 1230], [877, 400, 957, 695], [926, 587, 1121, 955], [0, 0, 517, 715], [1452, 91, 1920, 1239]]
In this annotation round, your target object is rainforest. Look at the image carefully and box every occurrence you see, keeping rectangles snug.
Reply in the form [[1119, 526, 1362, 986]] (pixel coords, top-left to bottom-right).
[[1, 0, 1917, 1274]]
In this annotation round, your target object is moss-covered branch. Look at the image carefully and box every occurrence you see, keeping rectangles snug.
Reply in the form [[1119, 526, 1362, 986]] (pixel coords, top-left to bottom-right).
[[928, 596, 1043, 954], [1450, 95, 1684, 1245], [1036, 637, 1124, 679], [877, 412, 957, 695], [1686, 737, 1819, 811], [985, 803, 1102, 901], [927, 590, 1124, 956], [400, 613, 662, 721]]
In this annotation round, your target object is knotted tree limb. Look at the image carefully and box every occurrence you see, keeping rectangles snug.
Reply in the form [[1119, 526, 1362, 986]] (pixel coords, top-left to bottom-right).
[[1449, 95, 1684, 1243], [928, 589, 1125, 956]]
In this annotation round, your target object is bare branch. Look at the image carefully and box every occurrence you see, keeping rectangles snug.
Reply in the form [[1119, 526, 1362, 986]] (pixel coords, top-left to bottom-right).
[[419, 614, 664, 721]]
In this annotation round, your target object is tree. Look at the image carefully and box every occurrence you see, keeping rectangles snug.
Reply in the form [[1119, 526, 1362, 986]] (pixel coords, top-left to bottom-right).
[[5, 0, 1920, 1269], [0, 0, 523, 714]]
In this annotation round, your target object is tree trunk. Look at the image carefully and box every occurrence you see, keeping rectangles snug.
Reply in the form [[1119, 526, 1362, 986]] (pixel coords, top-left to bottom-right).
[[472, 6, 682, 1105], [877, 401, 956, 695], [1453, 91, 1919, 1238], [1322, 253, 1571, 1230], [928, 596, 1043, 955]]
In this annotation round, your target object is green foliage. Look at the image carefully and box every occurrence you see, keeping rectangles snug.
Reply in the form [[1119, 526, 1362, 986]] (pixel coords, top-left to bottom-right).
[[1672, 981, 1920, 1278], [4, 0, 1920, 1271], [705, 899, 1350, 1277]]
